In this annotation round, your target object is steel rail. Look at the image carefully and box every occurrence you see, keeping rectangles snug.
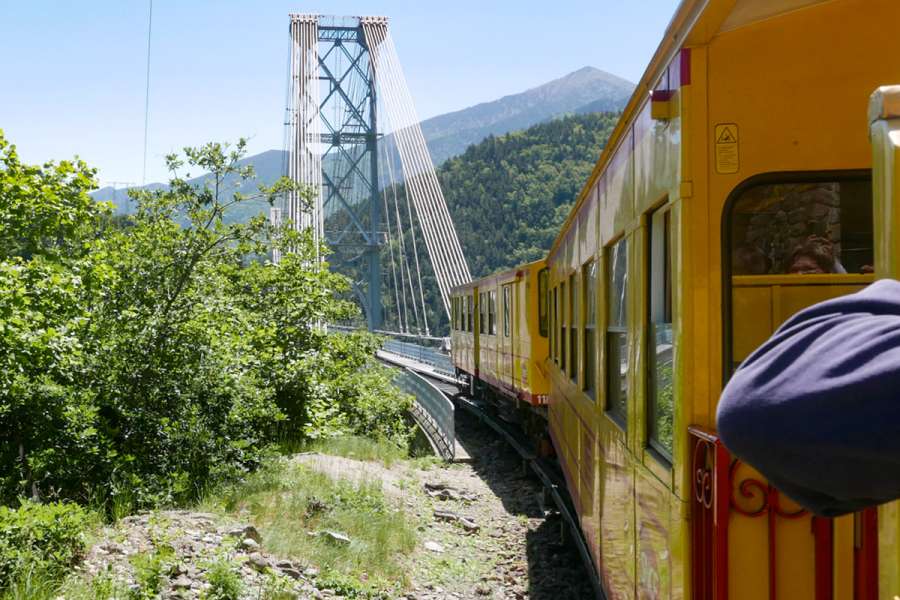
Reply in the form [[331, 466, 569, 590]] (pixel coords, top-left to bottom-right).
[[453, 396, 606, 600]]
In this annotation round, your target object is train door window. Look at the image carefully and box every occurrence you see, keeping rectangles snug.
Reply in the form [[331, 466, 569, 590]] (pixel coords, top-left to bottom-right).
[[727, 175, 873, 372], [606, 238, 628, 425], [550, 287, 559, 364], [582, 261, 597, 399], [648, 207, 674, 460], [503, 285, 512, 337], [469, 294, 475, 333], [560, 281, 567, 372], [568, 273, 578, 381], [538, 268, 549, 338]]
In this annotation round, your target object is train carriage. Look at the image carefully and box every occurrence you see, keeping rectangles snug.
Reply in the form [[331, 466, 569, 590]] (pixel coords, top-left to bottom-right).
[[450, 260, 550, 408]]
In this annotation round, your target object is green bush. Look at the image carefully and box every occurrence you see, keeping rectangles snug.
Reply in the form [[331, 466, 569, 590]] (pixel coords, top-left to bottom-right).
[[0, 131, 413, 510], [0, 501, 90, 587]]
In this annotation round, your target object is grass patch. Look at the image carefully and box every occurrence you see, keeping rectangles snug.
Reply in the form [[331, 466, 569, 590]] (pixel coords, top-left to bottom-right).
[[285, 435, 410, 466], [201, 459, 417, 596], [1, 568, 126, 600]]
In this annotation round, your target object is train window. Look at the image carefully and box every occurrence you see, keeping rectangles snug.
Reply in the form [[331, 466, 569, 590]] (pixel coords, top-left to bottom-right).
[[606, 238, 628, 425], [730, 178, 873, 275], [479, 292, 486, 334], [489, 290, 497, 335], [538, 269, 549, 338], [503, 285, 511, 337], [560, 281, 567, 372], [583, 261, 597, 399], [648, 208, 674, 460], [469, 294, 474, 333], [452, 297, 458, 331], [568, 273, 578, 381], [462, 296, 466, 332]]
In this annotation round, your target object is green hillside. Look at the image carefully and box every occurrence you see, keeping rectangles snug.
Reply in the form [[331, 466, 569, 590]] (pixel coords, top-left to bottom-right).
[[442, 111, 619, 278]]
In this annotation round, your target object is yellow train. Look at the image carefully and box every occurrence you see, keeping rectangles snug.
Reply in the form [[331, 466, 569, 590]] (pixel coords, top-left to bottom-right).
[[451, 0, 900, 598]]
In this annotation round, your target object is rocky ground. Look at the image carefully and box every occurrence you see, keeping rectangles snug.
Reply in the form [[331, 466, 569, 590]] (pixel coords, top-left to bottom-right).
[[76, 406, 594, 599], [401, 407, 595, 600], [81, 511, 321, 598]]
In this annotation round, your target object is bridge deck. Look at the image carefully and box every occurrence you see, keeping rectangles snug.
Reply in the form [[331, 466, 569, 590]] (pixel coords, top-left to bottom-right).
[[376, 349, 458, 384]]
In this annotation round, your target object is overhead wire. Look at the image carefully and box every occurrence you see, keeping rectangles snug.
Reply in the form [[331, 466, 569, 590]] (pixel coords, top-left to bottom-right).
[[141, 0, 153, 186]]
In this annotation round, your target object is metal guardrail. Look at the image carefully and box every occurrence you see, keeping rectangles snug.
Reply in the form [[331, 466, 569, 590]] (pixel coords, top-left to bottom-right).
[[383, 339, 455, 377], [394, 368, 455, 461]]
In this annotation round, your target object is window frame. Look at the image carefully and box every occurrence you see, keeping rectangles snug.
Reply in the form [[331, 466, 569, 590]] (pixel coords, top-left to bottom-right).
[[721, 169, 873, 383]]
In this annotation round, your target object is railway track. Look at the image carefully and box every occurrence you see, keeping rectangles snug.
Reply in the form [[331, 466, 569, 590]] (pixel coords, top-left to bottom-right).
[[431, 377, 605, 600]]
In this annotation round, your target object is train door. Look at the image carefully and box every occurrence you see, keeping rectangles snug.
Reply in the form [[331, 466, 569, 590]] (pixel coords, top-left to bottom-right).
[[717, 173, 876, 599]]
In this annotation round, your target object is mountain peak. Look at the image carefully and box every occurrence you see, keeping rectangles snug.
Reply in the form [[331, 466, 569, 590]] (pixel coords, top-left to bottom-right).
[[417, 67, 634, 164]]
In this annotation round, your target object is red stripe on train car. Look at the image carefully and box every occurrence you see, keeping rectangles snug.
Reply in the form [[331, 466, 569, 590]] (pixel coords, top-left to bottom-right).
[[680, 48, 691, 86]]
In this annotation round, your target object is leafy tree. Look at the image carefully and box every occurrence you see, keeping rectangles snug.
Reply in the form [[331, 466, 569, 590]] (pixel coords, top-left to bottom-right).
[[0, 131, 411, 509]]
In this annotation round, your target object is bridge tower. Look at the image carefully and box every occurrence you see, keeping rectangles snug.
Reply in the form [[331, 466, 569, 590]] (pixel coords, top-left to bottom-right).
[[285, 14, 471, 335], [287, 14, 383, 329]]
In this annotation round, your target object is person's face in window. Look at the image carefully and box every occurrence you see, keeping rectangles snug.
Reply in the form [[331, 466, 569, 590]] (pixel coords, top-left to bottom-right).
[[788, 253, 827, 274]]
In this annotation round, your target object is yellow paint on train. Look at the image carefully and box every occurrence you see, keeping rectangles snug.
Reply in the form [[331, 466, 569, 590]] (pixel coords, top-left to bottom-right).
[[453, 1, 900, 597]]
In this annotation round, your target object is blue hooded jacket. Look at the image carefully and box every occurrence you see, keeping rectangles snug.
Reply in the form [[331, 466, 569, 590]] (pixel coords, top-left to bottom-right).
[[717, 278, 900, 516]]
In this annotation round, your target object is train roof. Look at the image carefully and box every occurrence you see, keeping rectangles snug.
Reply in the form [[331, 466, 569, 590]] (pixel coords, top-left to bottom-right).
[[548, 0, 832, 257], [451, 258, 546, 294]]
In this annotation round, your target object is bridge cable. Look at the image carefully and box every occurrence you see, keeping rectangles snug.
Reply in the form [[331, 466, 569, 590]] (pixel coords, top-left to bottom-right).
[[363, 23, 455, 314], [362, 22, 471, 316], [384, 136, 420, 334], [378, 138, 406, 332]]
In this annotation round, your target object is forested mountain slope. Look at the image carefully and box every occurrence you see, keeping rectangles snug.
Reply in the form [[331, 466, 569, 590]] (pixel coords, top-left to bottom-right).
[[440, 111, 619, 278]]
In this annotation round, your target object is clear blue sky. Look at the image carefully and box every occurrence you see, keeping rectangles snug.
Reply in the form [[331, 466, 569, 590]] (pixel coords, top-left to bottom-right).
[[0, 1, 679, 186]]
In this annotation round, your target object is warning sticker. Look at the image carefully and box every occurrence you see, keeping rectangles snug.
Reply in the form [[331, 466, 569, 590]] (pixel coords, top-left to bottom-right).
[[715, 123, 739, 174]]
